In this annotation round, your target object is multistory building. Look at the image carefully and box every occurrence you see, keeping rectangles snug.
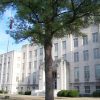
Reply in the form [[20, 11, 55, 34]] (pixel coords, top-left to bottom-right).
[[0, 24, 100, 95], [0, 51, 21, 94]]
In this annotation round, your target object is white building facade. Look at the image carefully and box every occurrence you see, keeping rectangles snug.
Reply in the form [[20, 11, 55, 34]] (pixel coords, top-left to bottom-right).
[[0, 51, 21, 94], [0, 24, 100, 95]]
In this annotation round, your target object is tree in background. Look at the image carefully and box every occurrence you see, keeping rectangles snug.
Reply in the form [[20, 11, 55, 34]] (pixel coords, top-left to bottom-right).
[[0, 0, 100, 100]]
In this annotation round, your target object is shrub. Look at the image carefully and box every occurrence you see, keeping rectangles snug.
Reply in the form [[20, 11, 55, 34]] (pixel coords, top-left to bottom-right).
[[0, 90, 8, 94], [4, 91, 8, 94], [67, 90, 79, 97], [0, 90, 3, 93], [92, 91, 100, 97], [18, 91, 24, 95], [25, 91, 31, 95], [57, 90, 79, 97], [57, 90, 68, 97]]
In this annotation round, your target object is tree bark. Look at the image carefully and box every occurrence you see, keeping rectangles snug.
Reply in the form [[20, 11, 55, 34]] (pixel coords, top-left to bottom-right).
[[44, 40, 54, 100]]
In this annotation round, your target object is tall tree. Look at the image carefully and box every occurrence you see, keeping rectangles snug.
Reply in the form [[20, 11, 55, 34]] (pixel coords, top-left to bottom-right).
[[0, 0, 100, 100]]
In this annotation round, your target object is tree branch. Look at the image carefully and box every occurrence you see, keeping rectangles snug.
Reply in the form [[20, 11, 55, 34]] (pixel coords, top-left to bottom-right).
[[19, 0, 44, 24]]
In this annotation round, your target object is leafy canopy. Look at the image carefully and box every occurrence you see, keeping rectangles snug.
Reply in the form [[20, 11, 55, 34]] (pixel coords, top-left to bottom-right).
[[0, 0, 100, 44]]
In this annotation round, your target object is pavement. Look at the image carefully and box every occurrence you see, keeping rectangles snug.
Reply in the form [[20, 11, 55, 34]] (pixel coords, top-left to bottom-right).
[[0, 94, 100, 100]]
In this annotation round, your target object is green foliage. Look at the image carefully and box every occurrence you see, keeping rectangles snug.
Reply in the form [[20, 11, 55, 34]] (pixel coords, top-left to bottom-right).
[[4, 91, 8, 94], [57, 90, 68, 97], [0, 0, 100, 44], [67, 90, 79, 97], [24, 91, 31, 95], [0, 90, 8, 94], [0, 90, 3, 93], [92, 91, 100, 97], [18, 91, 24, 95], [57, 90, 79, 97]]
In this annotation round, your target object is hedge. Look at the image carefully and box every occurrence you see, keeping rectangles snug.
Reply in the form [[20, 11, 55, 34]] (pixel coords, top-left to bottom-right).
[[0, 90, 8, 94], [57, 90, 79, 97], [18, 91, 24, 95], [68, 90, 79, 97], [57, 90, 68, 97], [92, 91, 100, 97], [25, 91, 31, 95]]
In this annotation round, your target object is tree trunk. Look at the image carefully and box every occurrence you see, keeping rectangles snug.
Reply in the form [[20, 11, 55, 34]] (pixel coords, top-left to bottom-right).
[[44, 40, 54, 100]]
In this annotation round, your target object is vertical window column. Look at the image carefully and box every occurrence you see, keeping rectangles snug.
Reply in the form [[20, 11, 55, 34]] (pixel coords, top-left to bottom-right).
[[74, 52, 79, 62], [74, 67, 79, 82]]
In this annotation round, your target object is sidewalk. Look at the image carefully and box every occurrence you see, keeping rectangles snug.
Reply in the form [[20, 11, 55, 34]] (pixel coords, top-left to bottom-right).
[[0, 94, 99, 100]]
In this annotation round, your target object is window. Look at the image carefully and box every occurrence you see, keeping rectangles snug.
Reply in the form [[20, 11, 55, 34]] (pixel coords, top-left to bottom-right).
[[28, 73, 31, 84], [8, 57, 10, 62], [54, 56, 58, 61], [39, 59, 43, 65], [29, 51, 32, 58], [34, 50, 37, 57], [22, 63, 25, 71], [83, 50, 89, 61], [74, 67, 79, 81], [53, 72, 57, 89], [62, 41, 66, 49], [84, 66, 90, 81], [23, 52, 25, 59], [22, 73, 24, 82], [0, 56, 2, 63], [74, 86, 80, 92], [62, 54, 66, 60], [27, 87, 30, 91], [40, 48, 43, 55], [29, 62, 31, 71], [16, 76, 19, 82], [96, 86, 100, 92], [54, 43, 58, 52], [95, 64, 100, 79], [74, 38, 78, 47], [34, 61, 37, 69], [7, 73, 9, 82], [74, 52, 79, 62], [93, 32, 98, 43], [85, 86, 90, 93], [21, 87, 23, 91], [4, 56, 6, 62], [93, 48, 100, 59], [0, 64, 2, 71], [83, 36, 88, 45], [33, 72, 36, 84]]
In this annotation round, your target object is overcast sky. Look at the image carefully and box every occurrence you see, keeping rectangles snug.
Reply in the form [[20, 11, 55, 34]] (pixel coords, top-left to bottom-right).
[[0, 8, 28, 54]]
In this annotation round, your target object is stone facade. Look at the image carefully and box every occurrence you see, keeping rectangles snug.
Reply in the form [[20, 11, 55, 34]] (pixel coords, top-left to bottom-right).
[[0, 24, 100, 96]]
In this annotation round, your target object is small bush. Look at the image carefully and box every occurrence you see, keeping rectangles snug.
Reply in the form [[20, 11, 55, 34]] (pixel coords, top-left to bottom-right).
[[57, 90, 68, 97], [0, 90, 3, 93], [25, 91, 31, 95], [57, 90, 79, 97], [0, 90, 8, 94], [4, 91, 8, 94], [18, 91, 24, 95], [92, 91, 100, 97], [67, 90, 79, 97]]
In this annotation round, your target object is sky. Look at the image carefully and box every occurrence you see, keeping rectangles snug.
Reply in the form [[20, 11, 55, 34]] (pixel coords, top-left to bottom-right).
[[0, 8, 28, 54]]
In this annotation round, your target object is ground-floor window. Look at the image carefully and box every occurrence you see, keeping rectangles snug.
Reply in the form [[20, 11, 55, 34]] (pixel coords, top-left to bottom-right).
[[21, 87, 23, 92], [27, 87, 30, 91], [53, 71, 57, 89], [96, 86, 100, 92], [95, 64, 100, 80], [74, 86, 80, 92], [85, 86, 90, 93]]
